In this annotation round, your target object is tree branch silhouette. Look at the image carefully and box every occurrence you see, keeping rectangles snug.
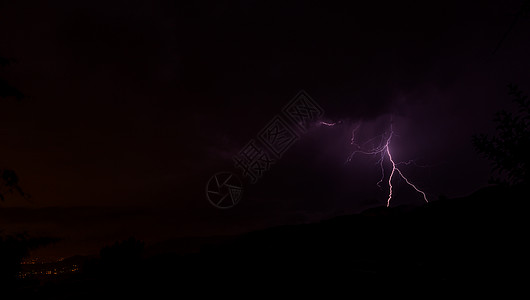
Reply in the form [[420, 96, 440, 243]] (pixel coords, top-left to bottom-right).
[[0, 56, 27, 201], [473, 84, 530, 185]]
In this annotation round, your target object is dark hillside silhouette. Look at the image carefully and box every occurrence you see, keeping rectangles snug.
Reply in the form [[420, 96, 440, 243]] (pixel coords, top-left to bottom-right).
[[15, 185, 526, 297]]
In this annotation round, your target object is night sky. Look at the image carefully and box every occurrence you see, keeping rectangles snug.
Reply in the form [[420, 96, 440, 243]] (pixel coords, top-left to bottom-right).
[[1, 0, 529, 257]]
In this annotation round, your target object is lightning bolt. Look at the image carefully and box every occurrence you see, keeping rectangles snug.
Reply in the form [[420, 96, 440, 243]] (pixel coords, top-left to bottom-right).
[[320, 119, 429, 207], [319, 121, 339, 127]]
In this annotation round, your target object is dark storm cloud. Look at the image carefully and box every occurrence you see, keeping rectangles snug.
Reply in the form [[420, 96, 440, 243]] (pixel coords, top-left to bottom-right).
[[198, 0, 530, 216], [1, 0, 529, 251]]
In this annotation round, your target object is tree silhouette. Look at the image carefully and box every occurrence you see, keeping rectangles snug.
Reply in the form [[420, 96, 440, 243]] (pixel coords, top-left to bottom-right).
[[0, 55, 43, 285], [0, 56, 26, 201], [473, 84, 530, 185], [0, 169, 27, 202]]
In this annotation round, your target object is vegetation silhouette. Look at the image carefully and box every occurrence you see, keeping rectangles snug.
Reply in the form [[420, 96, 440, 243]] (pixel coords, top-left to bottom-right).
[[473, 84, 530, 185], [1, 56, 51, 289], [0, 56, 26, 201]]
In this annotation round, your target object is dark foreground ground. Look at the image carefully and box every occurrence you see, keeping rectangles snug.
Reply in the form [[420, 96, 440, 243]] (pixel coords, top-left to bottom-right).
[[8, 184, 528, 298]]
